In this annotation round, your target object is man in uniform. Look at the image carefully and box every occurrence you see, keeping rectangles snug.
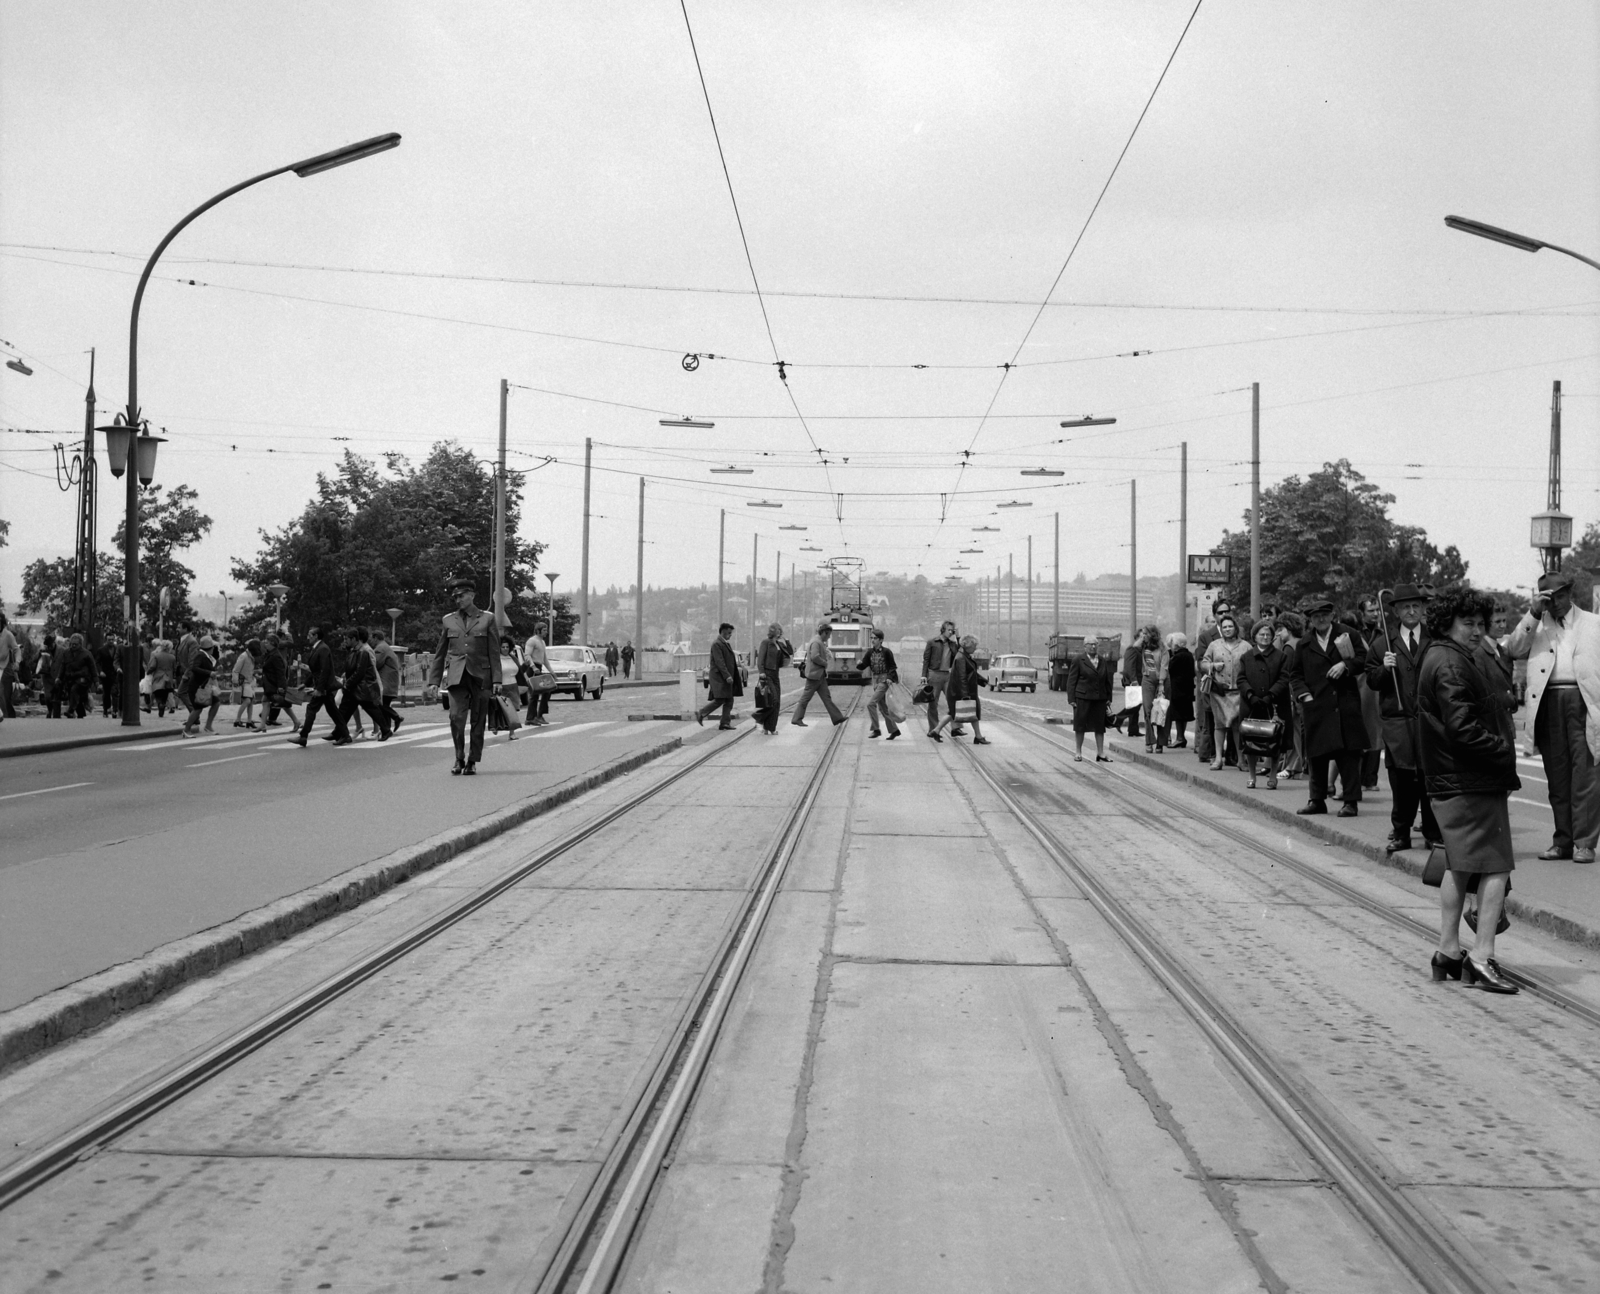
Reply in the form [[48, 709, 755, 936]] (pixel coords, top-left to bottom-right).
[[426, 575, 502, 775], [1365, 584, 1439, 853], [1508, 570, 1600, 863], [1288, 597, 1367, 817]]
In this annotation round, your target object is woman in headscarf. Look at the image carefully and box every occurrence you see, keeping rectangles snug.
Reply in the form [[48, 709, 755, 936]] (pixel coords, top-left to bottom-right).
[[1236, 620, 1289, 790], [1200, 614, 1250, 770], [1163, 632, 1195, 749]]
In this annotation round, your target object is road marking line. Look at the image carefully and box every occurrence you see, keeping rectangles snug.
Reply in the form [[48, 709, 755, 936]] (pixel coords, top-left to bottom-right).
[[0, 781, 93, 802], [1510, 795, 1549, 809], [187, 752, 268, 768]]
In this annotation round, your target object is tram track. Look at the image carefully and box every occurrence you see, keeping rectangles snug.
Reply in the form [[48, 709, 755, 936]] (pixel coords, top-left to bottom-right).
[[0, 693, 856, 1259], [950, 730, 1514, 1294], [986, 699, 1600, 1030]]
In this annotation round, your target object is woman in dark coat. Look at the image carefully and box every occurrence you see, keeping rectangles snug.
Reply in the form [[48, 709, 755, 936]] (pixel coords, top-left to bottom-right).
[[1163, 633, 1195, 749], [934, 635, 989, 744], [1287, 599, 1368, 816], [1064, 637, 1117, 762], [695, 622, 743, 730], [1236, 621, 1289, 790], [1417, 585, 1520, 994]]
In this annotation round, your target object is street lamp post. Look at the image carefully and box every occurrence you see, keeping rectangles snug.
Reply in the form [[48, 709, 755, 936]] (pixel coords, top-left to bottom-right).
[[387, 606, 402, 644], [545, 573, 560, 643], [100, 132, 400, 725], [267, 583, 289, 635], [219, 589, 229, 629]]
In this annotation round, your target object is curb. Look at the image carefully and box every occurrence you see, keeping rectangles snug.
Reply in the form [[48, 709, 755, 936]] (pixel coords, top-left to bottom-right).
[[0, 725, 184, 760], [1107, 738, 1600, 952], [0, 735, 684, 1073]]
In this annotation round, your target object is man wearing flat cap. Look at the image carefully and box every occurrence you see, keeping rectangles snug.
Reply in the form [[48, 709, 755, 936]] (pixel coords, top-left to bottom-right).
[[1508, 570, 1600, 862], [426, 575, 502, 775], [1288, 596, 1367, 816], [1365, 584, 1440, 853]]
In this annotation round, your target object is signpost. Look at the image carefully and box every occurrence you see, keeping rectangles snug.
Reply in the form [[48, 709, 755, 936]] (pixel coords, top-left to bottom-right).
[[1188, 553, 1232, 586]]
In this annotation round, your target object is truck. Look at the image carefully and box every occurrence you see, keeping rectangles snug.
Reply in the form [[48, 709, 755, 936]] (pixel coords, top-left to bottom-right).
[[1047, 632, 1122, 691]]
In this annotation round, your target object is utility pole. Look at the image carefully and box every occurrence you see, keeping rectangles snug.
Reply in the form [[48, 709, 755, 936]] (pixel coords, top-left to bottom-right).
[[1536, 380, 1571, 574], [1008, 553, 1014, 652], [1178, 441, 1188, 641], [790, 563, 795, 634], [634, 476, 645, 658], [1250, 382, 1261, 621], [579, 436, 592, 645], [717, 508, 725, 640], [1027, 535, 1033, 660], [1053, 511, 1060, 641], [1129, 479, 1138, 642], [774, 549, 781, 632], [750, 532, 757, 650], [492, 378, 508, 632], [71, 349, 98, 636]]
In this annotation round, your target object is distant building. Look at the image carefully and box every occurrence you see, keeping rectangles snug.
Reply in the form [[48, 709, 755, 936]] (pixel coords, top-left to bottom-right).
[[978, 580, 1154, 637]]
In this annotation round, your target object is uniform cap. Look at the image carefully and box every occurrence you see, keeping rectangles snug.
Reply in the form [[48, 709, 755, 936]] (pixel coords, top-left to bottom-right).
[[446, 574, 477, 593]]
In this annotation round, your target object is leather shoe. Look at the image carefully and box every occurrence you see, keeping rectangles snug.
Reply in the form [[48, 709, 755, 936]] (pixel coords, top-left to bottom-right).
[[1297, 801, 1327, 815], [451, 760, 464, 775], [464, 761, 477, 775], [1385, 836, 1413, 855], [1423, 838, 1444, 851], [1538, 846, 1573, 861], [286, 735, 308, 747], [1337, 804, 1358, 818], [1575, 847, 1597, 864]]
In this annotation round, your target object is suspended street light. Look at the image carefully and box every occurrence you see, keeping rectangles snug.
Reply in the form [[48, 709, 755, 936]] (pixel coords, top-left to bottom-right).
[[659, 415, 715, 428], [972, 525, 999, 532], [997, 500, 1033, 508], [961, 547, 984, 554], [779, 524, 807, 531], [710, 465, 752, 474], [1060, 415, 1116, 428], [1021, 467, 1065, 477], [747, 499, 783, 508], [5, 358, 32, 376]]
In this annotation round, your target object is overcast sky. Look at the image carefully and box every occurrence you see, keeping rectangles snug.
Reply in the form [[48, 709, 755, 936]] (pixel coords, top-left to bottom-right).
[[3, 1, 1597, 613]]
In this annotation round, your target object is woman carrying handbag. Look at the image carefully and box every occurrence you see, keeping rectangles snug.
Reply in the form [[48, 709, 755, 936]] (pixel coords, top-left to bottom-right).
[[1236, 621, 1289, 789]]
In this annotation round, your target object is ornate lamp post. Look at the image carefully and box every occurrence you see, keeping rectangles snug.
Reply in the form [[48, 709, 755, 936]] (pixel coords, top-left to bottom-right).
[[545, 573, 560, 643], [268, 583, 290, 635], [99, 133, 400, 725]]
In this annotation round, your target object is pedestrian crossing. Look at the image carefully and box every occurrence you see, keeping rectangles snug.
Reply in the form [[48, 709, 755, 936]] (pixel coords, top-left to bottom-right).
[[121, 716, 648, 759]]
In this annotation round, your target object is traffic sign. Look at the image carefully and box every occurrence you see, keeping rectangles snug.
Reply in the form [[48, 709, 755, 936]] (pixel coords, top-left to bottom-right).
[[1188, 553, 1232, 586]]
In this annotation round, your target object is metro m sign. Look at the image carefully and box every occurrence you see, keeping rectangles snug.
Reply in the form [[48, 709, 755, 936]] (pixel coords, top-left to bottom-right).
[[1188, 553, 1232, 586]]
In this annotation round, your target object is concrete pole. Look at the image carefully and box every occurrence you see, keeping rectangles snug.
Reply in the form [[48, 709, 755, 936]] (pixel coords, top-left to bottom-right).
[[1250, 382, 1260, 621], [750, 532, 758, 651], [1008, 553, 1014, 653], [790, 563, 795, 634], [579, 436, 592, 645], [492, 379, 508, 632], [1179, 441, 1188, 641], [1027, 535, 1033, 660], [717, 508, 725, 641], [775, 549, 781, 631], [1130, 479, 1138, 642], [1053, 511, 1060, 640], [634, 476, 644, 660]]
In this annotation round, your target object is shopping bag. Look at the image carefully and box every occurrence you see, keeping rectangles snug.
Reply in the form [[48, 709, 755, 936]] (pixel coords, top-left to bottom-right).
[[1122, 684, 1142, 712], [952, 698, 980, 723], [1150, 696, 1169, 726], [911, 683, 932, 706]]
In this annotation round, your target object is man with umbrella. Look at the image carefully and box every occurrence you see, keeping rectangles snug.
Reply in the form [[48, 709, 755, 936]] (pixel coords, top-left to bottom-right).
[[426, 574, 502, 775], [1289, 596, 1368, 816], [1365, 584, 1441, 852]]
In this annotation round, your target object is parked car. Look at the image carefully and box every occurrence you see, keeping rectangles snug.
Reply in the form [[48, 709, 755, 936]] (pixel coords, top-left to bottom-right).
[[989, 653, 1039, 693], [545, 645, 606, 700]]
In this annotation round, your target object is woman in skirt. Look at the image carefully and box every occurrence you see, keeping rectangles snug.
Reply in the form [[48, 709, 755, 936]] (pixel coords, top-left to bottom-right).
[[934, 635, 989, 744], [1163, 632, 1195, 749], [1065, 636, 1117, 762], [1417, 585, 1520, 994], [1236, 621, 1288, 790]]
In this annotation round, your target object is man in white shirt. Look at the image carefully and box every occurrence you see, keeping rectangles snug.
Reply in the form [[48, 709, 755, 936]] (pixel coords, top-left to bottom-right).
[[0, 613, 16, 720], [1507, 570, 1600, 862], [523, 620, 551, 726]]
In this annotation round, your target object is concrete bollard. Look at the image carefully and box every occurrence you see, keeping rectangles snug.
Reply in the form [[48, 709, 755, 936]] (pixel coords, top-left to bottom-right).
[[679, 670, 697, 717]]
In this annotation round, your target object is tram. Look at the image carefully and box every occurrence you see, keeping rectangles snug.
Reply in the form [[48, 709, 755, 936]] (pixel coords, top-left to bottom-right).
[[798, 557, 875, 685]]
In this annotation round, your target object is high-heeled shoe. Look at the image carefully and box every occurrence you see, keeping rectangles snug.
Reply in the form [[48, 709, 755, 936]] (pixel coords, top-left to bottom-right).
[[1430, 950, 1465, 982], [1462, 955, 1519, 994]]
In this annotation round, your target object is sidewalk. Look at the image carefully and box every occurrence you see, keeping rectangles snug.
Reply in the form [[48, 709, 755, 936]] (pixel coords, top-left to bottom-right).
[[1106, 736, 1600, 951], [0, 711, 185, 759]]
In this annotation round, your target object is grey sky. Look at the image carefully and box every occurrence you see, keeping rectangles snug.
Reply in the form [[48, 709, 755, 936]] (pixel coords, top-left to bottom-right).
[[2, 1, 1597, 611]]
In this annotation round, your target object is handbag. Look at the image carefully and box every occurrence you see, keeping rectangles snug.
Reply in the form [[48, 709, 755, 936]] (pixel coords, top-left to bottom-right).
[[1422, 845, 1448, 888], [1238, 716, 1283, 751], [952, 697, 980, 723], [193, 684, 214, 705], [911, 683, 932, 705], [529, 672, 558, 693]]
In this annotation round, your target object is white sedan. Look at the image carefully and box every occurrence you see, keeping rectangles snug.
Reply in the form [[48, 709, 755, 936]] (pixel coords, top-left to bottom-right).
[[988, 653, 1039, 693], [545, 646, 606, 700]]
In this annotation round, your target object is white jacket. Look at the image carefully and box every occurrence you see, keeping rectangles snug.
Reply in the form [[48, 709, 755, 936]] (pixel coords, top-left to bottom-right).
[[1507, 604, 1600, 757]]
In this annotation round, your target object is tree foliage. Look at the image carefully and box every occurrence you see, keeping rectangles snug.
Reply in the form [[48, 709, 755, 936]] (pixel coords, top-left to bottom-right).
[[230, 442, 565, 647], [20, 553, 126, 635], [1212, 460, 1467, 612]]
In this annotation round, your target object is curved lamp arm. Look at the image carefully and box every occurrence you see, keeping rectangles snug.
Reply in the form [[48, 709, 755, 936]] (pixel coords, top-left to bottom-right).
[[1445, 215, 1600, 274], [126, 132, 400, 423]]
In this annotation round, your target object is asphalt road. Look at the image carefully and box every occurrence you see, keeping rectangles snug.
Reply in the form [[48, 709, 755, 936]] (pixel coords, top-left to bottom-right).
[[0, 690, 696, 1013]]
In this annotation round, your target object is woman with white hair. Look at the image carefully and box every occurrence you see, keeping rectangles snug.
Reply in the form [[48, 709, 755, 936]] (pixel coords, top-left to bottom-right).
[[1164, 632, 1196, 749]]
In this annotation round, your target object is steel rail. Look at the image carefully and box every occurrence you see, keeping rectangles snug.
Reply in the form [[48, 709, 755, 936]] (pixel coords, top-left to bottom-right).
[[954, 738, 1513, 1294], [534, 694, 859, 1294], [1001, 707, 1600, 1029], [0, 715, 778, 1213]]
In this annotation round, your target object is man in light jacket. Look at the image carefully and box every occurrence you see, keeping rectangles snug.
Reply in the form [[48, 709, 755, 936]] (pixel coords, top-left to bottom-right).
[[791, 623, 845, 727], [1507, 569, 1600, 862], [920, 621, 964, 737]]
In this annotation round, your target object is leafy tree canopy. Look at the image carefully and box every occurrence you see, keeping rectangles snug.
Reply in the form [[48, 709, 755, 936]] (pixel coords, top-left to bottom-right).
[[230, 442, 566, 648], [1212, 460, 1467, 613]]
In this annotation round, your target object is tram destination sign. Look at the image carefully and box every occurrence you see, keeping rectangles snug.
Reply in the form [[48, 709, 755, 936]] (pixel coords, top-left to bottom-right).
[[1188, 553, 1232, 586]]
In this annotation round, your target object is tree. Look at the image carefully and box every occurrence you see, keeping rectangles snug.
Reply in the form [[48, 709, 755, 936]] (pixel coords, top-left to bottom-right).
[[20, 553, 126, 634], [231, 442, 554, 648], [1212, 460, 1467, 612], [110, 483, 213, 632]]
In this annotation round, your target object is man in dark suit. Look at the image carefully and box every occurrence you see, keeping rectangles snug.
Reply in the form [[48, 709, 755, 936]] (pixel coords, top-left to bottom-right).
[[1289, 598, 1367, 816], [1365, 584, 1439, 852], [286, 624, 348, 747], [426, 575, 503, 774], [697, 622, 743, 729]]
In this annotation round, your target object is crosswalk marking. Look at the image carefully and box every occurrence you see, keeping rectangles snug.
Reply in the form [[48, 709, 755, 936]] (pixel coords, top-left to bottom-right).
[[126, 722, 448, 753], [416, 720, 615, 749]]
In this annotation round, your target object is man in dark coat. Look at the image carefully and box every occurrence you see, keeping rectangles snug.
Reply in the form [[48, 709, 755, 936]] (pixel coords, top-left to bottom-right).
[[426, 575, 503, 774], [1288, 598, 1368, 816], [697, 622, 743, 729], [621, 641, 635, 679], [1365, 584, 1440, 851], [287, 624, 349, 748]]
